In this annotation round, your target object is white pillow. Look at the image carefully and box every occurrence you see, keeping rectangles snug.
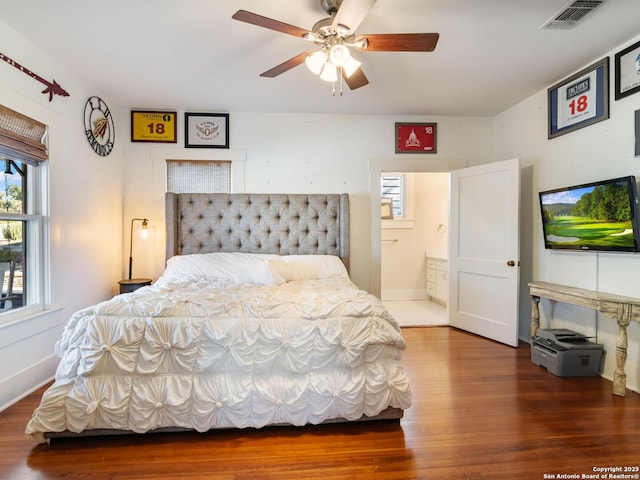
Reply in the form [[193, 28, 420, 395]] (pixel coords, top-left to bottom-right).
[[249, 258, 292, 285], [162, 252, 290, 285], [281, 255, 349, 280]]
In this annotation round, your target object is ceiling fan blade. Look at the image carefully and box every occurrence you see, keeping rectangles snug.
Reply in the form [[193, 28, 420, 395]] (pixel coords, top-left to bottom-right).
[[357, 33, 440, 52], [332, 0, 377, 33], [232, 10, 311, 39], [259, 51, 313, 78], [343, 67, 369, 90]]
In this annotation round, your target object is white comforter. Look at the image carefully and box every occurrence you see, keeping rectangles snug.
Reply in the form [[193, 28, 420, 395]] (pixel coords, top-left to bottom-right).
[[26, 272, 411, 442]]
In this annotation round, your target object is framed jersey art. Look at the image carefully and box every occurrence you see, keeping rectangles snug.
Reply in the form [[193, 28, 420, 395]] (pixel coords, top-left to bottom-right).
[[548, 58, 609, 139]]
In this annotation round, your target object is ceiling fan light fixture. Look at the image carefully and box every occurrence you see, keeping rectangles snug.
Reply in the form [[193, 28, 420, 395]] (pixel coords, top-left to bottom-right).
[[320, 63, 338, 82], [342, 55, 361, 78], [305, 50, 328, 75], [231, 4, 439, 94], [329, 44, 351, 67]]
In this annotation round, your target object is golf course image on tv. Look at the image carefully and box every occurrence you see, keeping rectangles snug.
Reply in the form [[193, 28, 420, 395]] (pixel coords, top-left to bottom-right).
[[539, 176, 640, 252]]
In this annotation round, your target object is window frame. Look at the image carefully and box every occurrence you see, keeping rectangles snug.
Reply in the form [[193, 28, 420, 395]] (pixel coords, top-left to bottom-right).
[[151, 147, 246, 197], [0, 138, 50, 325], [381, 173, 415, 229], [166, 159, 232, 194]]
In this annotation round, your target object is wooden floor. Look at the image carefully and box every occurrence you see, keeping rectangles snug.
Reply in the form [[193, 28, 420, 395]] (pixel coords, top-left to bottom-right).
[[2, 326, 640, 480]]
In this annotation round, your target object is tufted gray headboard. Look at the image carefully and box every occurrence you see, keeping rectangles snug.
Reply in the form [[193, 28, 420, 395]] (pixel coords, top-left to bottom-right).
[[165, 193, 350, 270]]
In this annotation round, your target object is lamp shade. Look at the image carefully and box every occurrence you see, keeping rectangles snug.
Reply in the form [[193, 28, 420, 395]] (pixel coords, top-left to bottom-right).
[[329, 44, 351, 67], [342, 56, 362, 78], [305, 50, 327, 75], [320, 63, 338, 82]]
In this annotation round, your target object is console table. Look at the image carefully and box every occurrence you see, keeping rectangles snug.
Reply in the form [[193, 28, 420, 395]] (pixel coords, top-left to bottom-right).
[[528, 281, 640, 396]]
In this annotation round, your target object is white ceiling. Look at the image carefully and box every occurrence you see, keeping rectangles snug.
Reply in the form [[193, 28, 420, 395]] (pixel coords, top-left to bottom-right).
[[1, 0, 639, 117]]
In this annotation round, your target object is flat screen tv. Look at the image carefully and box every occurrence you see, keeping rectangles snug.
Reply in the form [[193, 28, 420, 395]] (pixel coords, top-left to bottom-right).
[[538, 175, 640, 252]]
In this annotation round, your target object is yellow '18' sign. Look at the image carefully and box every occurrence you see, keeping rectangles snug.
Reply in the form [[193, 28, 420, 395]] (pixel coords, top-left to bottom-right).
[[131, 111, 177, 143]]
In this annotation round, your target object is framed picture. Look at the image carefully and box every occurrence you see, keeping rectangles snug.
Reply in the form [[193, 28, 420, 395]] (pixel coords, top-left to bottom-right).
[[185, 112, 229, 148], [635, 110, 640, 157], [548, 57, 609, 139], [131, 110, 177, 143], [614, 39, 640, 100], [395, 122, 437, 153]]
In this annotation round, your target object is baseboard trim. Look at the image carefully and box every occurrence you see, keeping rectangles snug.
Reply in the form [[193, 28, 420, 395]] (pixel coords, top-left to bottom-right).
[[0, 355, 56, 412]]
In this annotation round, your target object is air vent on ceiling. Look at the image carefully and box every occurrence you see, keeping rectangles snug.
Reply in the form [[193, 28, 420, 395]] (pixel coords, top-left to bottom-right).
[[541, 0, 605, 30]]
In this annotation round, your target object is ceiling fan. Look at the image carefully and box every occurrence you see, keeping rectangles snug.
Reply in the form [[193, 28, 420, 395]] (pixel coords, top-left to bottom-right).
[[232, 0, 439, 94]]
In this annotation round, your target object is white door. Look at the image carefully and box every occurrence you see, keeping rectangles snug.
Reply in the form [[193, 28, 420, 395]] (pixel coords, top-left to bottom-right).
[[448, 158, 520, 347]]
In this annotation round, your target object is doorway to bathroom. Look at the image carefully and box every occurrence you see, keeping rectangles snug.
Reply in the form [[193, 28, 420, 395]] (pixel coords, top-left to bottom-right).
[[381, 172, 449, 327]]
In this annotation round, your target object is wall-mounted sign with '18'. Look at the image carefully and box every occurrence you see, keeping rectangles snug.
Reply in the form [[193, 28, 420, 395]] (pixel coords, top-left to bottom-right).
[[548, 57, 609, 139], [131, 110, 177, 143]]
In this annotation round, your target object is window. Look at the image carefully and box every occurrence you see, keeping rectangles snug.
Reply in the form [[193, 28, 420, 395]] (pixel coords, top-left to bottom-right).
[[381, 175, 405, 218], [0, 105, 48, 323], [0, 159, 26, 313], [381, 173, 415, 229], [166, 160, 231, 193]]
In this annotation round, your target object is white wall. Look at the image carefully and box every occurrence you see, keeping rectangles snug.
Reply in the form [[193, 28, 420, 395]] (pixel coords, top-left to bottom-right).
[[493, 33, 640, 392], [0, 20, 126, 410]]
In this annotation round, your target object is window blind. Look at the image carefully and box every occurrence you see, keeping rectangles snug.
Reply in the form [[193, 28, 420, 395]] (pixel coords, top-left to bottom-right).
[[166, 160, 231, 193], [0, 104, 47, 165], [381, 175, 404, 217]]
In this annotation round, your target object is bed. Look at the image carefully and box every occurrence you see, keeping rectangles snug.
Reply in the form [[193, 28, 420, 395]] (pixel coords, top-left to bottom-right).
[[26, 193, 412, 443]]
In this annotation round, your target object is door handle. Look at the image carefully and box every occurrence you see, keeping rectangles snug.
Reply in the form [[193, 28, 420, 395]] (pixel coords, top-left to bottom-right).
[[507, 260, 516, 267]]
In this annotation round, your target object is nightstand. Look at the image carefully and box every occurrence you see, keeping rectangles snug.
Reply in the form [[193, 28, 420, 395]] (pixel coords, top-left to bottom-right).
[[118, 278, 152, 294]]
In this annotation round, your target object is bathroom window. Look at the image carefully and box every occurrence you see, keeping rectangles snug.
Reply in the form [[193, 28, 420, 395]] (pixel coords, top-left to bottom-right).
[[381, 173, 415, 228], [381, 175, 404, 218]]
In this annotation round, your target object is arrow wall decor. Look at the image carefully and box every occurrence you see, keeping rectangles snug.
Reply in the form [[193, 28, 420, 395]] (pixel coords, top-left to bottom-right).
[[0, 51, 70, 101]]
